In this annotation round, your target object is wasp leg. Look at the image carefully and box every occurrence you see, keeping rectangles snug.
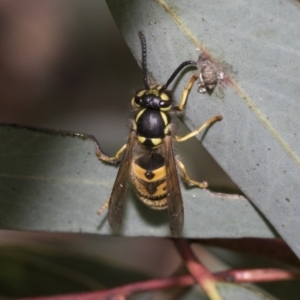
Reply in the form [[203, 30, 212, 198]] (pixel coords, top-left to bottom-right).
[[176, 159, 208, 189], [175, 115, 222, 142], [97, 199, 109, 215], [174, 74, 198, 112], [96, 144, 127, 163]]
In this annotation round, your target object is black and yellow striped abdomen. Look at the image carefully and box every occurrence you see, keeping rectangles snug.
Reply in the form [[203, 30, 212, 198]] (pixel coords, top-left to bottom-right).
[[130, 152, 168, 209]]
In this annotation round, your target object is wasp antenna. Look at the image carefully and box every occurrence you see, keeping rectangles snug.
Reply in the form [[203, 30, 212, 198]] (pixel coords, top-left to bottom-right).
[[138, 31, 150, 89], [163, 60, 197, 89]]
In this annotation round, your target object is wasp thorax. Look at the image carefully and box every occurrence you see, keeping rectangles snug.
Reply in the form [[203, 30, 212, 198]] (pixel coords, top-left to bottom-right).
[[134, 108, 171, 149]]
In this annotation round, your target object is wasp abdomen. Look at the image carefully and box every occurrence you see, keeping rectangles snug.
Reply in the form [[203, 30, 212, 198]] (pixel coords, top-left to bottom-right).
[[131, 152, 168, 210]]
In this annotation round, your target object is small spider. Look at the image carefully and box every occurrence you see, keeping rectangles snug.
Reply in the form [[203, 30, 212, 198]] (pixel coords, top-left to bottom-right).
[[197, 56, 224, 93]]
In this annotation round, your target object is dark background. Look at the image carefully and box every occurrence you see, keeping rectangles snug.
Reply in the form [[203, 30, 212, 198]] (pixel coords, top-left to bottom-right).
[[0, 0, 138, 153]]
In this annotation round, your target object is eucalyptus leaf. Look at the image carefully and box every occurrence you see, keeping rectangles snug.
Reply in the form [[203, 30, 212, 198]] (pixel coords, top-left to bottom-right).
[[0, 125, 273, 238], [182, 283, 277, 300], [106, 0, 300, 256], [216, 283, 277, 300]]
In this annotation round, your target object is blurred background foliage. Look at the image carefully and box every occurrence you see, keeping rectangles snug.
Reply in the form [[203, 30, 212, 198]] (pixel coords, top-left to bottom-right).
[[0, 0, 138, 151]]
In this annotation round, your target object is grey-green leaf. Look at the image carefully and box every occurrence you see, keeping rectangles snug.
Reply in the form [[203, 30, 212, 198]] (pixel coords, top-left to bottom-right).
[[106, 0, 300, 256], [182, 283, 277, 300], [216, 283, 277, 300], [0, 125, 273, 238]]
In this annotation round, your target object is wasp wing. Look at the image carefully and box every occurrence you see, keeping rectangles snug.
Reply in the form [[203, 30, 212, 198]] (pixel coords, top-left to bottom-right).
[[108, 130, 135, 229], [164, 135, 184, 237]]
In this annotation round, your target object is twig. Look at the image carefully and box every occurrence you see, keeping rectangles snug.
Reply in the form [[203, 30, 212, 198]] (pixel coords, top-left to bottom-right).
[[16, 267, 300, 300], [175, 239, 223, 300], [17, 275, 194, 300], [215, 268, 300, 283]]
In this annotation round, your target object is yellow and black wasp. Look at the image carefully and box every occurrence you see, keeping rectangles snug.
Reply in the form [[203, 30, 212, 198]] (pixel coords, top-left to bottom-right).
[[97, 32, 222, 236]]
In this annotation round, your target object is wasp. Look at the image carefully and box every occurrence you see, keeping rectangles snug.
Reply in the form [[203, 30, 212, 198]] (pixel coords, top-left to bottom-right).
[[96, 32, 222, 236]]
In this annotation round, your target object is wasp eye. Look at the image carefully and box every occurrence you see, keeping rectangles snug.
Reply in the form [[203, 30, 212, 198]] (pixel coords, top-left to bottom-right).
[[134, 97, 141, 104]]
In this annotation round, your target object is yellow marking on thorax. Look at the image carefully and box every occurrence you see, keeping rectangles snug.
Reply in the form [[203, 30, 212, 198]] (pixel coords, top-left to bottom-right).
[[164, 123, 172, 135], [137, 90, 146, 97], [160, 112, 169, 126], [137, 136, 146, 144], [160, 105, 172, 111], [135, 108, 146, 121], [131, 97, 138, 108], [148, 89, 159, 96], [150, 138, 163, 146], [160, 92, 169, 101]]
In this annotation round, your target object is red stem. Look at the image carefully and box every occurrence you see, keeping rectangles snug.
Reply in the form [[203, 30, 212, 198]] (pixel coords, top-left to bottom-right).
[[17, 275, 194, 300], [174, 239, 221, 299], [175, 239, 216, 280], [215, 268, 300, 283], [16, 268, 300, 300]]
